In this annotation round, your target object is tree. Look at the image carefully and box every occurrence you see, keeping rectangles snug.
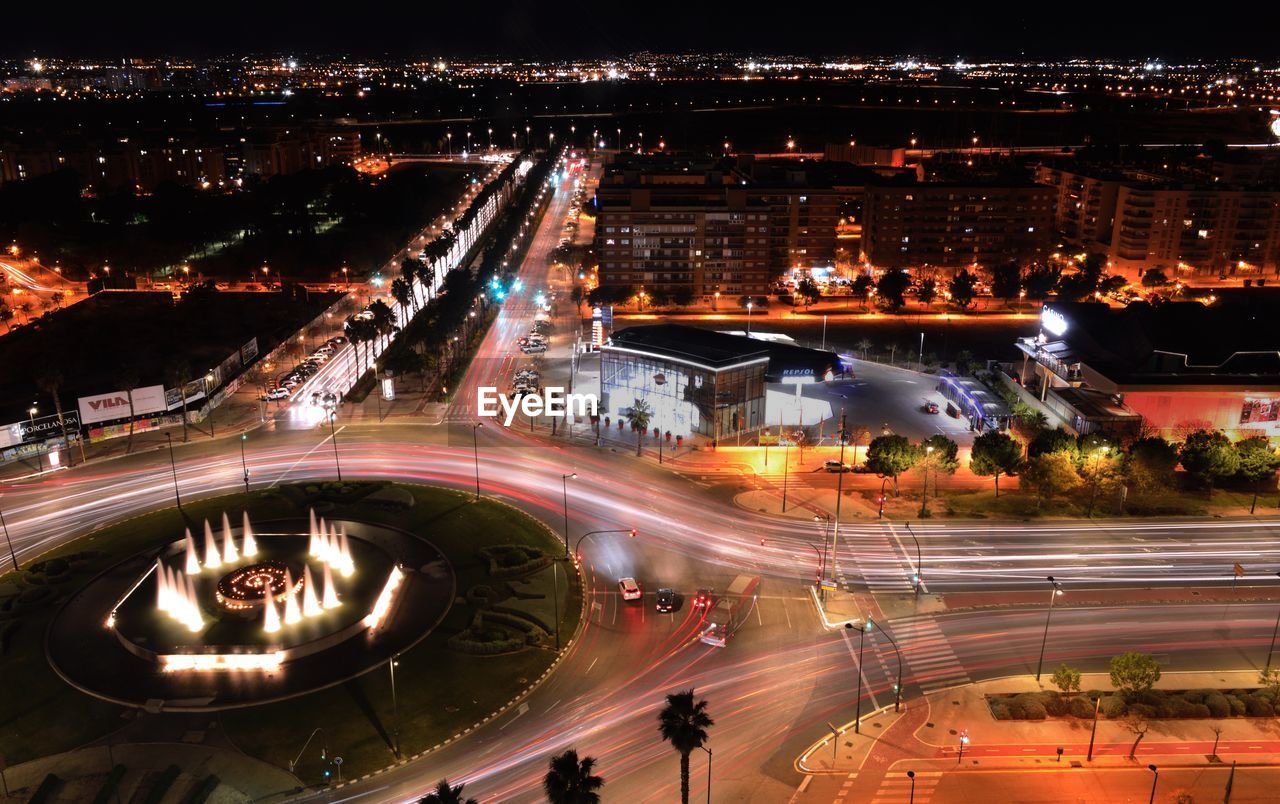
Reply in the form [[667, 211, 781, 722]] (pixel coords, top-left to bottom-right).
[[1123, 712, 1150, 759], [1028, 427, 1076, 459], [1098, 275, 1128, 296], [657, 689, 714, 804], [795, 276, 821, 308], [948, 269, 978, 309], [368, 299, 398, 352], [920, 434, 959, 475], [0, 306, 13, 331], [969, 430, 1023, 497], [1051, 664, 1082, 694], [991, 261, 1022, 303], [851, 274, 874, 307], [1021, 453, 1080, 509], [626, 398, 652, 457], [1126, 436, 1179, 492], [36, 368, 75, 465], [915, 278, 937, 308], [1178, 429, 1240, 491], [1141, 268, 1170, 288], [390, 277, 414, 323], [875, 270, 911, 311], [1260, 667, 1280, 696], [1234, 436, 1280, 487], [855, 338, 873, 360], [1023, 265, 1062, 300], [570, 284, 586, 314], [672, 286, 695, 307], [1110, 652, 1161, 697], [543, 749, 604, 804], [866, 435, 921, 495], [419, 778, 476, 804], [1055, 271, 1097, 302], [118, 366, 140, 446]]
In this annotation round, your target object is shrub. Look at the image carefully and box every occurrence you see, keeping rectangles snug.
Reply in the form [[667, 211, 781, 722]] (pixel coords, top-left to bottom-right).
[[1006, 700, 1026, 719], [1205, 693, 1231, 718], [1225, 695, 1247, 716], [1042, 693, 1069, 717], [1136, 689, 1167, 707], [1252, 686, 1277, 703], [1181, 689, 1208, 704], [991, 702, 1012, 720], [1100, 696, 1128, 718], [1069, 696, 1097, 718], [1191, 703, 1211, 718], [1014, 693, 1047, 720], [43, 557, 70, 577], [1245, 695, 1275, 717], [1130, 703, 1159, 719]]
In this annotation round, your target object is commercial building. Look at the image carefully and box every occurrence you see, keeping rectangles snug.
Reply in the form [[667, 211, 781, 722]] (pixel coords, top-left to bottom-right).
[[1035, 162, 1280, 279], [860, 178, 1055, 271], [1014, 300, 1280, 439], [600, 325, 839, 442]]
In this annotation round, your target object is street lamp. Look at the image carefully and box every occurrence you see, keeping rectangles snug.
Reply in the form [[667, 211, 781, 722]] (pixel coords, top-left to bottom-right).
[[239, 434, 250, 493], [389, 654, 401, 758], [0, 508, 18, 571], [1263, 572, 1280, 672], [907, 771, 916, 803], [866, 618, 904, 712], [918, 445, 934, 517], [573, 528, 637, 565], [746, 301, 754, 335], [471, 423, 483, 501], [327, 412, 343, 482], [904, 522, 923, 596], [164, 433, 183, 513], [1035, 576, 1064, 681], [560, 473, 576, 557], [846, 620, 873, 733], [1147, 764, 1159, 804], [700, 746, 712, 803]]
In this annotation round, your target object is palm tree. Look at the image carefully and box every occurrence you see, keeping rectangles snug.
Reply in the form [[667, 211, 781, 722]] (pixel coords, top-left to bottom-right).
[[416, 260, 436, 304], [399, 258, 423, 314], [36, 368, 74, 466], [118, 367, 140, 447], [856, 338, 873, 360], [418, 778, 475, 804], [391, 278, 413, 324], [542, 749, 604, 803], [658, 689, 714, 804], [369, 299, 398, 353], [625, 398, 652, 457], [0, 306, 13, 331], [344, 318, 367, 376], [17, 301, 33, 323]]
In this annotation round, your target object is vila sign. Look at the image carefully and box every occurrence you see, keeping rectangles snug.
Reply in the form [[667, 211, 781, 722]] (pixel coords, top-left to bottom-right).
[[78, 384, 167, 425]]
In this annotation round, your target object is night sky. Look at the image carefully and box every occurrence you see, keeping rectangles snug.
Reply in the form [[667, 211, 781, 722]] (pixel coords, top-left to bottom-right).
[[6, 2, 1277, 59]]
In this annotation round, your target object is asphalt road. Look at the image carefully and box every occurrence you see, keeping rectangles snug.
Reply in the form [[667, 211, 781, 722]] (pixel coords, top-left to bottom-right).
[[5, 158, 1280, 802]]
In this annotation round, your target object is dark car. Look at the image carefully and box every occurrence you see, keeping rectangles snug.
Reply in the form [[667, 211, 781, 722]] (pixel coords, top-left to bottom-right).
[[923, 402, 939, 414], [655, 588, 676, 613], [692, 587, 714, 610]]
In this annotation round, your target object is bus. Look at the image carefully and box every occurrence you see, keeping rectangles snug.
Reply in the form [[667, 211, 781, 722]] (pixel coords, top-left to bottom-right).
[[699, 574, 760, 647]]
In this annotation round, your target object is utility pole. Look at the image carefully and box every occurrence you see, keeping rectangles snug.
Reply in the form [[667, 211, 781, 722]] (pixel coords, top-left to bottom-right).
[[829, 409, 848, 589]]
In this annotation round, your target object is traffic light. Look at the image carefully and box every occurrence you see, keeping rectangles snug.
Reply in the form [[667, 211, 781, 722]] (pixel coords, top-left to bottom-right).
[[628, 528, 637, 538]]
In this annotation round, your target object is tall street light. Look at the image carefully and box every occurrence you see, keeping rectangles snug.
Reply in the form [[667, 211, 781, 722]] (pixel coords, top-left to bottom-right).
[[471, 423, 483, 501], [164, 432, 183, 512], [327, 412, 343, 482], [388, 654, 401, 758], [867, 617, 904, 712], [907, 771, 916, 803], [1147, 764, 1159, 804], [1035, 576, 1064, 681], [239, 434, 250, 493], [918, 445, 934, 517], [573, 528, 636, 565], [1263, 572, 1280, 672], [560, 472, 576, 558], [904, 522, 923, 596], [0, 508, 17, 571], [746, 301, 754, 335], [700, 746, 712, 803], [846, 620, 873, 733]]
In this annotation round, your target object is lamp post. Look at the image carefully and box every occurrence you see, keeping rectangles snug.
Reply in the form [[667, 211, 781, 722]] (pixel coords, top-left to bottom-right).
[[905, 522, 923, 595], [1147, 764, 1159, 804], [867, 617, 904, 712], [164, 432, 183, 512], [781, 438, 791, 511], [573, 528, 636, 565], [0, 509, 17, 571], [907, 771, 916, 803], [746, 301, 754, 335], [239, 434, 250, 493], [560, 473, 576, 558], [918, 445, 934, 517], [471, 423, 483, 501], [327, 412, 343, 481], [957, 731, 970, 764], [846, 620, 873, 733], [389, 654, 401, 759], [1263, 572, 1280, 672], [700, 746, 712, 803], [1035, 576, 1064, 681]]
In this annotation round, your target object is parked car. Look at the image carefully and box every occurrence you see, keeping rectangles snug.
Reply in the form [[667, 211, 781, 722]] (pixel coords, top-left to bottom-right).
[[923, 402, 939, 414], [823, 460, 851, 473], [655, 588, 676, 613], [264, 387, 290, 401], [618, 577, 642, 602], [521, 344, 548, 354]]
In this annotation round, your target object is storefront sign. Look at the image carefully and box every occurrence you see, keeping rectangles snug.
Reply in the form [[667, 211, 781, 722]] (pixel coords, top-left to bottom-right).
[[78, 384, 166, 425]]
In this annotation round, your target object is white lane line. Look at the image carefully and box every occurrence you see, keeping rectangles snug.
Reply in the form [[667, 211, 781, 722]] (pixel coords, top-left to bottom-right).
[[268, 425, 345, 489], [586, 656, 599, 674]]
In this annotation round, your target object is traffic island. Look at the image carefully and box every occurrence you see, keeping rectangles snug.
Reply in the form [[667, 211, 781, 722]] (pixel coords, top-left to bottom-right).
[[0, 481, 580, 791]]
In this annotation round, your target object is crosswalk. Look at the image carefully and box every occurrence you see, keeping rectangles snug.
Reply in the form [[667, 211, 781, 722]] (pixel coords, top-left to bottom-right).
[[757, 470, 814, 492], [869, 770, 941, 804], [849, 530, 916, 595], [889, 615, 971, 694]]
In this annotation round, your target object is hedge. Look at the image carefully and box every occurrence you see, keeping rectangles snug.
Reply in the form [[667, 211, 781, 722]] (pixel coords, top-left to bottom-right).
[[989, 687, 1280, 721]]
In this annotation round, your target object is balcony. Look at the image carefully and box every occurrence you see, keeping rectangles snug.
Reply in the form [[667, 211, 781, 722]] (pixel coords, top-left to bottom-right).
[[1016, 339, 1085, 385]]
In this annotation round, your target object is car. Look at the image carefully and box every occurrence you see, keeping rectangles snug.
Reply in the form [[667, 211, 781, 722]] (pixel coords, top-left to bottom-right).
[[264, 387, 290, 401], [618, 577, 642, 601], [692, 587, 715, 609], [521, 344, 547, 354], [923, 402, 939, 414], [823, 460, 851, 473], [655, 588, 676, 613], [328, 336, 347, 346]]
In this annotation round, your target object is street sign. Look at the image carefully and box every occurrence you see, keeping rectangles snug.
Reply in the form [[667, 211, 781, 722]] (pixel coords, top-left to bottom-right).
[[820, 580, 838, 590]]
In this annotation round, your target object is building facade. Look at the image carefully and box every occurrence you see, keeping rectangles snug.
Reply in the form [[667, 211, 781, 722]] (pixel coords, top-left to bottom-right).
[[860, 180, 1054, 271]]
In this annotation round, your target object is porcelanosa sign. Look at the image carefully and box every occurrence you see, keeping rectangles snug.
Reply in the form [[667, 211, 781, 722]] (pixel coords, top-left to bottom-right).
[[77, 384, 167, 425]]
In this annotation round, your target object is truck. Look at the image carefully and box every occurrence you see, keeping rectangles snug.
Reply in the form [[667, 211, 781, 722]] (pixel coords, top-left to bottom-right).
[[699, 574, 760, 647]]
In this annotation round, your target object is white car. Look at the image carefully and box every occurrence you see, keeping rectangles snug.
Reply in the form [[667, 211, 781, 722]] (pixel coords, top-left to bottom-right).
[[618, 577, 642, 602], [264, 387, 290, 401]]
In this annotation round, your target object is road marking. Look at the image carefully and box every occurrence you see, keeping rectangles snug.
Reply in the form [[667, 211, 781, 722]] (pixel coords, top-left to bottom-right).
[[329, 786, 389, 803], [783, 598, 793, 630], [498, 702, 529, 730], [586, 657, 599, 674], [268, 425, 345, 489], [545, 699, 562, 713], [756, 600, 765, 626]]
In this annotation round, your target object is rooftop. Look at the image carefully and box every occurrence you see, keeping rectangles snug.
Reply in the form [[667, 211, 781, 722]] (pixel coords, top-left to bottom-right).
[[606, 324, 770, 370]]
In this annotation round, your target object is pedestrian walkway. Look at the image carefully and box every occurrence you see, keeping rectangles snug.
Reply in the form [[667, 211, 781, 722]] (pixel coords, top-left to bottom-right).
[[889, 615, 971, 695], [869, 769, 941, 804]]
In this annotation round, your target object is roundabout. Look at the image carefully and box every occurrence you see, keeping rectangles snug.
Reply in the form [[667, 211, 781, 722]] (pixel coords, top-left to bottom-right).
[[48, 507, 454, 710]]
